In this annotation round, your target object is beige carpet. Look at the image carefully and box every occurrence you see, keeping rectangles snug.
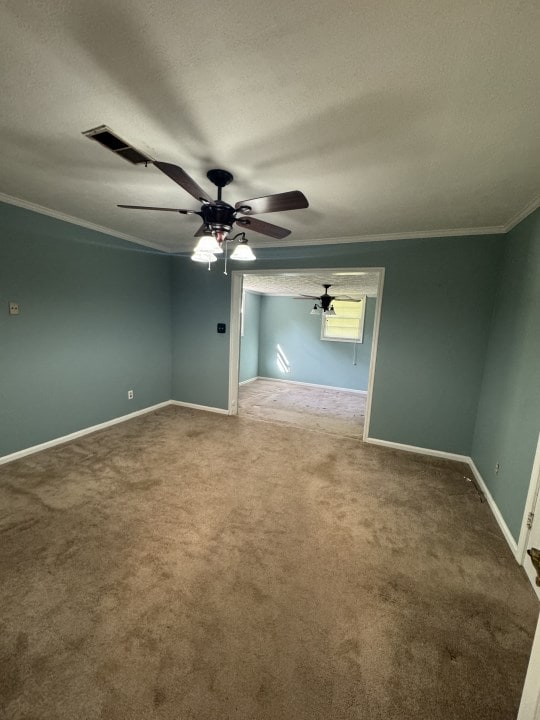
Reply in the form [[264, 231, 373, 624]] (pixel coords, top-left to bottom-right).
[[239, 379, 366, 438], [0, 405, 537, 720]]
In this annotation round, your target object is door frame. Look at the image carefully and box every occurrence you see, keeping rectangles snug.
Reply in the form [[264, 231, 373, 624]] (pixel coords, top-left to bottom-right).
[[517, 432, 540, 566], [227, 266, 386, 442]]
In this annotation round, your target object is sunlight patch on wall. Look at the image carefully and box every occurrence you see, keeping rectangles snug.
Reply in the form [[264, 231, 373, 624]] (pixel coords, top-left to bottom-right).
[[276, 344, 291, 373]]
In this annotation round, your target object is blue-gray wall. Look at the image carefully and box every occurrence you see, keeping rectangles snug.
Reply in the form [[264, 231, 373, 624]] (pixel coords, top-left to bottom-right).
[[0, 202, 172, 457], [239, 291, 261, 383], [5, 196, 538, 545], [471, 208, 540, 541], [257, 295, 375, 391], [171, 233, 503, 454], [170, 261, 230, 409]]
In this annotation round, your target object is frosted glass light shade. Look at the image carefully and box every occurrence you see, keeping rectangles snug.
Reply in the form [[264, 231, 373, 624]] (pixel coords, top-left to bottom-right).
[[310, 305, 321, 315], [230, 243, 256, 261], [195, 235, 222, 254], [191, 251, 217, 263], [325, 306, 337, 316]]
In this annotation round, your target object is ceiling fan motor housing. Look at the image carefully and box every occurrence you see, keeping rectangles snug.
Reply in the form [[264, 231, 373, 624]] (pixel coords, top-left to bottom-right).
[[200, 201, 236, 237]]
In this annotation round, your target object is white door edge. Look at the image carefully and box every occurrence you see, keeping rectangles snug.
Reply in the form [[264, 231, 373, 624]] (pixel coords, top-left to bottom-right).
[[517, 612, 540, 720]]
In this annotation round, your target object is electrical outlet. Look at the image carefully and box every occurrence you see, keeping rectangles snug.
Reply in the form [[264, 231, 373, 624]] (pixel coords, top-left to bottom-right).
[[9, 302, 19, 315], [495, 462, 500, 474], [128, 390, 134, 400]]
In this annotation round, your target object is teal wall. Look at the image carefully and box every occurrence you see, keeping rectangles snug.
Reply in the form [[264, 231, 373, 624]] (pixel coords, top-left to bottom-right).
[[471, 208, 540, 541], [170, 261, 230, 409], [171, 233, 503, 454], [0, 202, 172, 457], [239, 291, 261, 383], [257, 295, 375, 391], [4, 195, 537, 543]]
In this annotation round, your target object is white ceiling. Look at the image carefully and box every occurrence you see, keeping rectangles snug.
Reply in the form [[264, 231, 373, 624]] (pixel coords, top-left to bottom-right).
[[1, 0, 539, 253], [243, 271, 380, 298]]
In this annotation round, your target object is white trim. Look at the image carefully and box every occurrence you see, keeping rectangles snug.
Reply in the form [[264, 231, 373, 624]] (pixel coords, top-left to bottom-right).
[[252, 225, 507, 249], [229, 267, 384, 436], [467, 459, 519, 559], [2, 190, 538, 256], [170, 400, 229, 415], [363, 269, 385, 441], [517, 432, 540, 563], [0, 191, 170, 253], [257, 376, 367, 394], [243, 195, 540, 248], [239, 377, 258, 386], [0, 401, 171, 466], [504, 195, 540, 234], [363, 436, 470, 463], [363, 438, 521, 560], [517, 613, 540, 720]]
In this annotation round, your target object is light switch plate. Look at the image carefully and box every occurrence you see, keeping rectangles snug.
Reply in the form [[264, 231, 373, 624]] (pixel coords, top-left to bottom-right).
[[9, 302, 19, 315]]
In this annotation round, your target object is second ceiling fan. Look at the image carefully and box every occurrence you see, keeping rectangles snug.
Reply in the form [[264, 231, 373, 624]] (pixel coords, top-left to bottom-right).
[[295, 284, 362, 315]]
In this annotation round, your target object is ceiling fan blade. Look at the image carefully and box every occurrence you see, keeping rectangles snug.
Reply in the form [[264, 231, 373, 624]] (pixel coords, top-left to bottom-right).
[[194, 224, 207, 237], [117, 204, 198, 214], [235, 216, 291, 239], [154, 161, 214, 203], [235, 190, 308, 215], [334, 296, 363, 301], [293, 295, 320, 300]]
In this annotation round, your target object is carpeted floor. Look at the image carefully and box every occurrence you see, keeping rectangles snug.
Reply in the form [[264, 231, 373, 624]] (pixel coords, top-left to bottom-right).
[[0, 405, 537, 720], [239, 379, 366, 439]]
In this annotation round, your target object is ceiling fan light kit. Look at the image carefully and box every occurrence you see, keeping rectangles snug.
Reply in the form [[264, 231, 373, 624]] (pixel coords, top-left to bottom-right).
[[194, 235, 223, 254], [191, 250, 218, 264], [229, 241, 256, 262], [311, 303, 336, 315]]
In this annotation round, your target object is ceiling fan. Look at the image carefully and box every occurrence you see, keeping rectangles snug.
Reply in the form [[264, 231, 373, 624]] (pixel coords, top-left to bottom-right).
[[295, 284, 362, 315], [118, 162, 309, 247]]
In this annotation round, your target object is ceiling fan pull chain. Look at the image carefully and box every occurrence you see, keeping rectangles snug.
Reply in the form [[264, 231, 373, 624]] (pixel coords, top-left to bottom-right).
[[223, 241, 229, 275]]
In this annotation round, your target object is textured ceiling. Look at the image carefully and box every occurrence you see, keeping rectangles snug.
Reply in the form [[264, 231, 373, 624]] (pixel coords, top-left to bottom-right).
[[0, 0, 539, 253], [242, 272, 379, 298]]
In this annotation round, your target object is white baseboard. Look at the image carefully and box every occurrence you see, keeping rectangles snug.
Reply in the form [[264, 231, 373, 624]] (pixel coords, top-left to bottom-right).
[[0, 399, 231, 465], [0, 401, 171, 466], [363, 436, 470, 463], [1, 400, 521, 566], [364, 437, 520, 562], [170, 400, 229, 415], [239, 377, 258, 386], [257, 376, 367, 395], [467, 460, 519, 559]]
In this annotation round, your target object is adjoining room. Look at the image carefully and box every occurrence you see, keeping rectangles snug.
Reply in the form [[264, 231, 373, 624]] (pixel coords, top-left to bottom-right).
[[236, 269, 381, 439]]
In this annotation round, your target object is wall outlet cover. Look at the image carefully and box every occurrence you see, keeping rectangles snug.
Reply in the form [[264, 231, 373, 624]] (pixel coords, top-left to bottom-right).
[[9, 302, 19, 315]]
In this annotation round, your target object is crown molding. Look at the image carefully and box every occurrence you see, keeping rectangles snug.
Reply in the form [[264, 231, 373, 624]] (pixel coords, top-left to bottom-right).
[[0, 192, 170, 253], [503, 195, 540, 233], [261, 224, 507, 249], [171, 223, 507, 254], [1, 190, 538, 254]]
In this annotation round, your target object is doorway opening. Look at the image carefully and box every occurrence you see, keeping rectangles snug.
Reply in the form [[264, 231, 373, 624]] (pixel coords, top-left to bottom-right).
[[228, 267, 385, 440]]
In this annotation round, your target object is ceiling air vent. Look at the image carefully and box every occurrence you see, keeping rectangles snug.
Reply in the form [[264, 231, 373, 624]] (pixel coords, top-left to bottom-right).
[[82, 125, 153, 165]]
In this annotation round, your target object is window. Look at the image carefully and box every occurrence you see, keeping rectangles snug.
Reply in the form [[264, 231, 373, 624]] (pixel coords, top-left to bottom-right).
[[321, 298, 366, 343]]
